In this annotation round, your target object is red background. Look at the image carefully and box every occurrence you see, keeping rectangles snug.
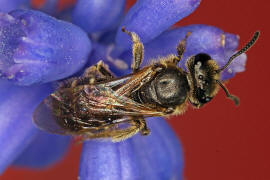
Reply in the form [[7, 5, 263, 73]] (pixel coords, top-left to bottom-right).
[[1, 0, 270, 179]]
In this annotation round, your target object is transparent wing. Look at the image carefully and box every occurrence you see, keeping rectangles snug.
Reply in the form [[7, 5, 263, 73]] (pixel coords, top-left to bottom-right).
[[33, 95, 71, 135], [33, 67, 166, 137]]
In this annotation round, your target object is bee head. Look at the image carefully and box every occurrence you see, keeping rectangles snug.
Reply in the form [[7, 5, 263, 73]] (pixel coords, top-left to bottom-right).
[[186, 31, 260, 108], [186, 53, 219, 107]]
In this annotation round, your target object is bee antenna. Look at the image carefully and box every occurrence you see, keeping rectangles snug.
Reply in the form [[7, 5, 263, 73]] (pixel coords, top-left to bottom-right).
[[216, 80, 239, 106], [217, 31, 260, 73]]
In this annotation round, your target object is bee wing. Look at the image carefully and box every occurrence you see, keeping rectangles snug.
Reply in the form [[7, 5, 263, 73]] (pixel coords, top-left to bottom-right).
[[33, 65, 164, 136], [104, 66, 156, 97], [88, 66, 165, 116], [33, 94, 72, 135], [85, 84, 166, 117], [112, 94, 165, 117]]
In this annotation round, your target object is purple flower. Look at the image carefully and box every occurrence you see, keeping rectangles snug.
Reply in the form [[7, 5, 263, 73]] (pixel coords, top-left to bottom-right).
[[115, 0, 201, 49], [0, 9, 91, 85], [0, 80, 70, 173], [80, 118, 183, 180], [0, 0, 30, 13], [0, 0, 248, 179], [72, 0, 126, 33]]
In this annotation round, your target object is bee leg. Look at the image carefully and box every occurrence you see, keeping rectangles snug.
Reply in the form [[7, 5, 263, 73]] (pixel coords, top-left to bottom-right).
[[58, 77, 79, 89], [82, 61, 115, 84], [58, 61, 115, 88], [111, 118, 148, 142], [80, 118, 148, 142], [83, 61, 114, 79], [139, 118, 150, 136], [80, 122, 139, 142], [95, 61, 115, 79], [121, 27, 144, 73], [176, 32, 191, 63]]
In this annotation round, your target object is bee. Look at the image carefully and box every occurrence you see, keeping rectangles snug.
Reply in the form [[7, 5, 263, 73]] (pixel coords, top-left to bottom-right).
[[33, 27, 259, 142]]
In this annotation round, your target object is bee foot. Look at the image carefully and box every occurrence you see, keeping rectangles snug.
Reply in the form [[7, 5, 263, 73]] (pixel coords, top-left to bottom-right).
[[140, 128, 150, 136]]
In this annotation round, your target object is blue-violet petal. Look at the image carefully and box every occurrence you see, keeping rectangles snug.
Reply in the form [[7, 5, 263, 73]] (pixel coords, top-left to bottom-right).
[[0, 0, 30, 13], [72, 0, 126, 33], [0, 81, 52, 174], [79, 117, 183, 180], [0, 10, 91, 86], [12, 131, 71, 168], [115, 0, 201, 49]]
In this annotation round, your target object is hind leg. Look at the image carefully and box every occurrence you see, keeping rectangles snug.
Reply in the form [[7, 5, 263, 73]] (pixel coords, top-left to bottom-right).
[[111, 117, 150, 142], [81, 117, 150, 142]]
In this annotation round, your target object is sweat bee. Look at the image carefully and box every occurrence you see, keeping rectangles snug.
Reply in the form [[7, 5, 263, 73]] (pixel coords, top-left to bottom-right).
[[33, 27, 259, 142]]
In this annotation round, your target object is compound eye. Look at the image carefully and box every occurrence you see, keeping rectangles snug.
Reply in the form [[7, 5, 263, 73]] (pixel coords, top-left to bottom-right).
[[194, 53, 211, 65], [154, 70, 189, 106]]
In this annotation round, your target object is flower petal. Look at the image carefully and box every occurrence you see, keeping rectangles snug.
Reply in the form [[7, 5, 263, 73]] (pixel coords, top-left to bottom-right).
[[0, 0, 30, 13], [79, 117, 183, 180], [221, 52, 247, 80], [119, 24, 244, 80], [0, 10, 91, 86], [72, 0, 126, 33], [12, 130, 71, 168], [0, 80, 53, 174], [87, 42, 130, 76], [115, 0, 201, 49]]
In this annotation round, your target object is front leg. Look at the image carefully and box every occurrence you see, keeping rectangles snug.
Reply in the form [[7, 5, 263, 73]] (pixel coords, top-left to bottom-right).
[[122, 27, 144, 73], [176, 32, 191, 63]]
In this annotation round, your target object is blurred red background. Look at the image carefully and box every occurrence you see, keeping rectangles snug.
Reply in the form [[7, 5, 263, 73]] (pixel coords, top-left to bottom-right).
[[1, 0, 269, 179]]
